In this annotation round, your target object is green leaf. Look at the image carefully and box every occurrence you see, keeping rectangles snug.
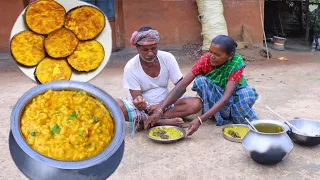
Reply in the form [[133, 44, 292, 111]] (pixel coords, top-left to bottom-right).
[[92, 116, 99, 122], [97, 129, 103, 134], [30, 131, 38, 136], [86, 144, 92, 148], [68, 113, 77, 120], [78, 128, 83, 136], [51, 124, 61, 135]]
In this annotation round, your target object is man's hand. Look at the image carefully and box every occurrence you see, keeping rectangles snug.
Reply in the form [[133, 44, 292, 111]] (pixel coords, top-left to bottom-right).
[[133, 96, 147, 110], [146, 104, 161, 115], [186, 119, 201, 136], [144, 110, 162, 129]]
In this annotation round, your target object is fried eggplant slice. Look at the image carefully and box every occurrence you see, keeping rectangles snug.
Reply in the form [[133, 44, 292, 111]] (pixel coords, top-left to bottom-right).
[[35, 57, 72, 84], [25, 0, 66, 35], [65, 5, 105, 40], [10, 30, 45, 66], [44, 28, 79, 58], [67, 40, 104, 72]]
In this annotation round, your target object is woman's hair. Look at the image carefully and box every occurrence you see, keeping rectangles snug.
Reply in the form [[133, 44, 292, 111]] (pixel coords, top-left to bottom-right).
[[211, 35, 238, 55], [138, 26, 153, 32]]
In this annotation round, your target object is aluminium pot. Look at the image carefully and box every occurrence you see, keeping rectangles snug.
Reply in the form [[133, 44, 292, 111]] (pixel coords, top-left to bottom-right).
[[10, 81, 126, 180], [242, 120, 293, 165]]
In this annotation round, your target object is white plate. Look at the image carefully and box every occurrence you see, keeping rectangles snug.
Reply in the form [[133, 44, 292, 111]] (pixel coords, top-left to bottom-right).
[[10, 0, 112, 83]]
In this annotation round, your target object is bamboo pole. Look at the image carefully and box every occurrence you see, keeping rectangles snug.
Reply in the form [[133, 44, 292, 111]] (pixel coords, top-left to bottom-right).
[[259, 0, 270, 60]]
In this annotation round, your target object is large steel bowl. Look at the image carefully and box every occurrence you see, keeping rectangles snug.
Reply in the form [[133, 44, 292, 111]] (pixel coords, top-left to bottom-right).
[[242, 120, 293, 165], [287, 119, 320, 146], [10, 81, 126, 179]]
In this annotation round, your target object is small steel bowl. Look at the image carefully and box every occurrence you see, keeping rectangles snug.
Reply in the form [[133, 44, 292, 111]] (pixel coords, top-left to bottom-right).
[[147, 125, 186, 144], [222, 124, 250, 143], [287, 119, 320, 146]]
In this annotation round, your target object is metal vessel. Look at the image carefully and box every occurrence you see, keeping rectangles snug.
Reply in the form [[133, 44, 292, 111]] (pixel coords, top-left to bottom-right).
[[10, 81, 126, 179], [287, 119, 320, 146], [242, 120, 293, 165]]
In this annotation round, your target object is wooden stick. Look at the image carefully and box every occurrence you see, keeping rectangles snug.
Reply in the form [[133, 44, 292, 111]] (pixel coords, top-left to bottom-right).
[[259, 0, 270, 60]]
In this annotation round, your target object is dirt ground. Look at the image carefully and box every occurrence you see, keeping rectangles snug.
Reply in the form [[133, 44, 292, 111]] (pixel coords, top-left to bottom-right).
[[1, 47, 320, 180]]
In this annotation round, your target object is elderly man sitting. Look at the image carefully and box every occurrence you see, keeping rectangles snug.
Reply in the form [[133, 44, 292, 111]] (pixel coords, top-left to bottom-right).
[[116, 26, 202, 135]]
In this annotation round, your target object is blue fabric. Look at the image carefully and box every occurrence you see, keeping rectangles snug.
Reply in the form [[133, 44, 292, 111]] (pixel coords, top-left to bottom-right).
[[192, 76, 259, 126], [121, 99, 135, 136], [81, 0, 115, 19]]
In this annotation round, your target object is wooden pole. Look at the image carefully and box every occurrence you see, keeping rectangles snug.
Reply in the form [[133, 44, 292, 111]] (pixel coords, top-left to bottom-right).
[[305, 0, 310, 42], [259, 0, 270, 59], [23, 0, 29, 7]]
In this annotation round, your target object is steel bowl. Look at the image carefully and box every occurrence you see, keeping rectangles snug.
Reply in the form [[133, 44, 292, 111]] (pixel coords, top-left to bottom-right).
[[287, 119, 320, 146], [222, 124, 250, 143], [148, 125, 186, 144], [10, 80, 126, 179]]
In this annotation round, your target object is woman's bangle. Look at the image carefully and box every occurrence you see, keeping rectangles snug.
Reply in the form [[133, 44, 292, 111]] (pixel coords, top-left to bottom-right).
[[197, 116, 203, 125], [156, 108, 164, 116]]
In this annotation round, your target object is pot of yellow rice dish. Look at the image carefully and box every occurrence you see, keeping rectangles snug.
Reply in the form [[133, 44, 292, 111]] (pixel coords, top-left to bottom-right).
[[10, 81, 126, 180]]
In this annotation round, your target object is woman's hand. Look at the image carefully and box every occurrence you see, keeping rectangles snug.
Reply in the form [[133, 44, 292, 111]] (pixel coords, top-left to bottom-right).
[[146, 104, 161, 115], [186, 118, 202, 136], [133, 96, 147, 110], [144, 110, 162, 129]]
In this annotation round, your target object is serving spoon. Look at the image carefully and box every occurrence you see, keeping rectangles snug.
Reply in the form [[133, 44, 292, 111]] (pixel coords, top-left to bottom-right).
[[244, 117, 259, 132], [265, 105, 309, 136]]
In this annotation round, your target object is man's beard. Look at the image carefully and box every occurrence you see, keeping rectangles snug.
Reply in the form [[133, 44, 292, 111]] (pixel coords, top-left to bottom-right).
[[140, 56, 156, 63]]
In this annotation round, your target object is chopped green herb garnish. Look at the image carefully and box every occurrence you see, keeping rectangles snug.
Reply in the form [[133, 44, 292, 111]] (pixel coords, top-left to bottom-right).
[[75, 110, 79, 116], [92, 116, 99, 122], [30, 131, 38, 136], [89, 113, 99, 123], [86, 144, 92, 148], [78, 128, 84, 136], [97, 129, 103, 134], [77, 91, 84, 95], [68, 113, 77, 120], [51, 124, 61, 135]]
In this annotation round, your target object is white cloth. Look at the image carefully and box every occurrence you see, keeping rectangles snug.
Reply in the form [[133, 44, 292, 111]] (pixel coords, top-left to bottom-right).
[[123, 50, 183, 104]]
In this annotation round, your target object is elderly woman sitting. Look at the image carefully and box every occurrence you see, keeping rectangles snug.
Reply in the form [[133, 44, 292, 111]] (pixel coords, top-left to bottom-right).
[[145, 35, 259, 136]]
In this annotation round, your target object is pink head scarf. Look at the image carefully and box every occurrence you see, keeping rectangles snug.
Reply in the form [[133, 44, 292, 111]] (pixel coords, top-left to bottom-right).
[[130, 29, 160, 46]]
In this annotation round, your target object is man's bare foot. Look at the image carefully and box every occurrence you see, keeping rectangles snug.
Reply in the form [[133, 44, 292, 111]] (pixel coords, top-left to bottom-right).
[[156, 117, 184, 127]]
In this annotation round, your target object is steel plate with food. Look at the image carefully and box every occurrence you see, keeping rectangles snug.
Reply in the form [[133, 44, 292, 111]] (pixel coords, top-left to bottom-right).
[[10, 81, 126, 179], [222, 124, 250, 143], [10, 0, 112, 83], [148, 126, 186, 143]]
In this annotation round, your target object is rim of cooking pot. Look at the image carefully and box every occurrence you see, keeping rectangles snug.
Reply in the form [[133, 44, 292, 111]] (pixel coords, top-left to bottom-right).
[[249, 120, 290, 135], [10, 80, 126, 169]]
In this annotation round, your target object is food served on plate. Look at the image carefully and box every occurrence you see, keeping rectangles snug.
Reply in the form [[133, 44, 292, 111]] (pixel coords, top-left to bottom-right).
[[10, 30, 45, 67], [20, 90, 115, 161], [44, 28, 79, 58], [25, 0, 66, 35], [149, 127, 184, 140], [11, 0, 107, 83], [65, 5, 106, 40], [223, 125, 250, 139], [67, 40, 104, 72], [34, 57, 72, 84]]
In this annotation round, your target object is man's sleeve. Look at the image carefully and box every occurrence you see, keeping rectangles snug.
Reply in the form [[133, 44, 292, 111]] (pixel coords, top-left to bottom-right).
[[167, 54, 183, 84], [123, 67, 141, 90]]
